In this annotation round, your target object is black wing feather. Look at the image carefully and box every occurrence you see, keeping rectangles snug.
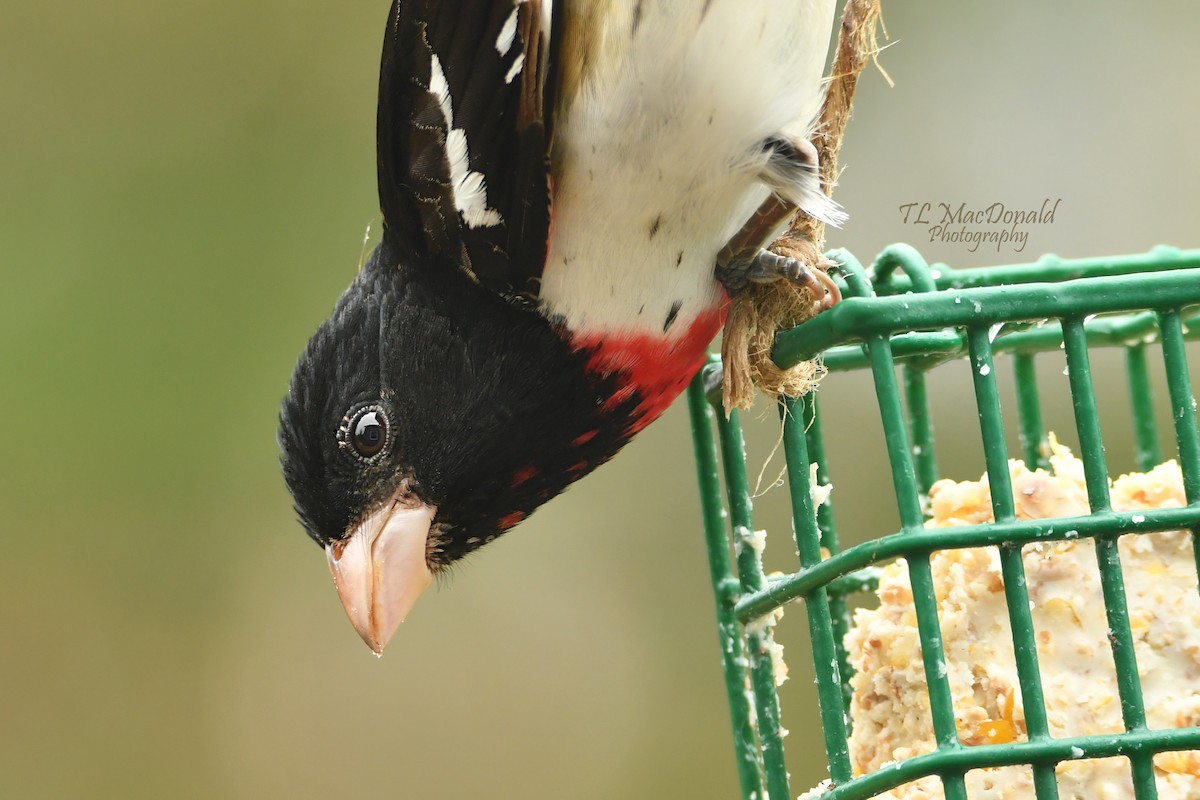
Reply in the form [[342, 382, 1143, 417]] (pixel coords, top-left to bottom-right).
[[376, 0, 555, 297]]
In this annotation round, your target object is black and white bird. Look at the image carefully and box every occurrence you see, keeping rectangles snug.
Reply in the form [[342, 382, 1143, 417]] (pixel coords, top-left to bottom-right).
[[279, 0, 842, 653]]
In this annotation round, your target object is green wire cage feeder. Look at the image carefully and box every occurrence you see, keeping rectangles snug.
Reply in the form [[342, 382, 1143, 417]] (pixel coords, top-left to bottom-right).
[[688, 245, 1200, 800]]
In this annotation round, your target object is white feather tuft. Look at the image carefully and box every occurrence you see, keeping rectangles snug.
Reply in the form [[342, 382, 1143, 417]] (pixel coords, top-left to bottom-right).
[[504, 53, 525, 85], [429, 55, 503, 229], [428, 55, 452, 125], [495, 8, 518, 56]]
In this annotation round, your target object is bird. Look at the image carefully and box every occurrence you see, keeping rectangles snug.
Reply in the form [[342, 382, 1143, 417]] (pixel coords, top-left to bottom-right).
[[279, 0, 843, 654]]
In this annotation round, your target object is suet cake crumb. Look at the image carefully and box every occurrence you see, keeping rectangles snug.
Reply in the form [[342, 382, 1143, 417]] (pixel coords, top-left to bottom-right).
[[809, 438, 1200, 798]]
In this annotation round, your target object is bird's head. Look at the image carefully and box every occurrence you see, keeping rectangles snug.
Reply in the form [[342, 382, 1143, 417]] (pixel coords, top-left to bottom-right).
[[279, 246, 640, 654], [278, 256, 440, 655]]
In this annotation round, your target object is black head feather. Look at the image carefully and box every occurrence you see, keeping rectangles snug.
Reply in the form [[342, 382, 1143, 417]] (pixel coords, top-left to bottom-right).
[[279, 242, 640, 569]]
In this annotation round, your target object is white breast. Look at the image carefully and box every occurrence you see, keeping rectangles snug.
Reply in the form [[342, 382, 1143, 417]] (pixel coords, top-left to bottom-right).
[[538, 0, 837, 338]]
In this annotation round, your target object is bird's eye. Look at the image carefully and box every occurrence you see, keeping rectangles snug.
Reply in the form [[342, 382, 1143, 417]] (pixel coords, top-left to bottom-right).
[[348, 406, 388, 458]]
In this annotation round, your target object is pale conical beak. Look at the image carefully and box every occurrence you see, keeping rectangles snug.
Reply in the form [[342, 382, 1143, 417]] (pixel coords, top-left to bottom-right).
[[326, 494, 437, 655]]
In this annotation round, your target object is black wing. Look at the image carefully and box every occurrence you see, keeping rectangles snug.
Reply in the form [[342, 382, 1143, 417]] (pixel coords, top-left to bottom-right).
[[376, 0, 556, 297]]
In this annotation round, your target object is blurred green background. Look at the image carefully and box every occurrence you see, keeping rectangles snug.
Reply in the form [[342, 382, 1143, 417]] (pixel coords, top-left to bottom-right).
[[2, 2, 1197, 798]]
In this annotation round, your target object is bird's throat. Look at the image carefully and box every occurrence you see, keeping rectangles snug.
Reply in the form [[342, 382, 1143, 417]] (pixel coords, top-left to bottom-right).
[[573, 304, 726, 433]]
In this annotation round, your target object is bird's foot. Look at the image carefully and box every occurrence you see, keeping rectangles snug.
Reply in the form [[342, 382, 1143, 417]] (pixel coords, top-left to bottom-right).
[[717, 249, 842, 310]]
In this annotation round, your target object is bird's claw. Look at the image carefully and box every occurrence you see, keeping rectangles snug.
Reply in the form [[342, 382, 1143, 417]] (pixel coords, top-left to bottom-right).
[[741, 249, 841, 310]]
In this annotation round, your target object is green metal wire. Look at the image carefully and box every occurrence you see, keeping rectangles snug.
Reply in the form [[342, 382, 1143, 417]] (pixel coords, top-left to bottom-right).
[[801, 394, 855, 718], [733, 506, 1199, 623], [1013, 352, 1051, 470], [967, 326, 1059, 799], [870, 333, 969, 800], [1125, 344, 1162, 472], [718, 408, 792, 800], [903, 366, 939, 496], [1159, 311, 1200, 504], [688, 245, 1200, 799], [782, 396, 854, 785], [687, 385, 765, 800]]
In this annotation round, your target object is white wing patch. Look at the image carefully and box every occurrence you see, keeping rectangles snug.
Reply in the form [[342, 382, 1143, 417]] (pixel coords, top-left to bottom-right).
[[429, 54, 504, 229], [505, 53, 525, 84], [496, 7, 519, 55]]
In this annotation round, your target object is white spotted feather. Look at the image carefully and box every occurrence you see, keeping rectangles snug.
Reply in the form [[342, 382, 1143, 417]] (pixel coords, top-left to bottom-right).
[[429, 55, 504, 229], [539, 0, 838, 337]]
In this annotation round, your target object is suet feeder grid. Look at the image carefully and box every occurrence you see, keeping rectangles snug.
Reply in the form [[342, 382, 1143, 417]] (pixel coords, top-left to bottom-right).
[[688, 244, 1200, 799]]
